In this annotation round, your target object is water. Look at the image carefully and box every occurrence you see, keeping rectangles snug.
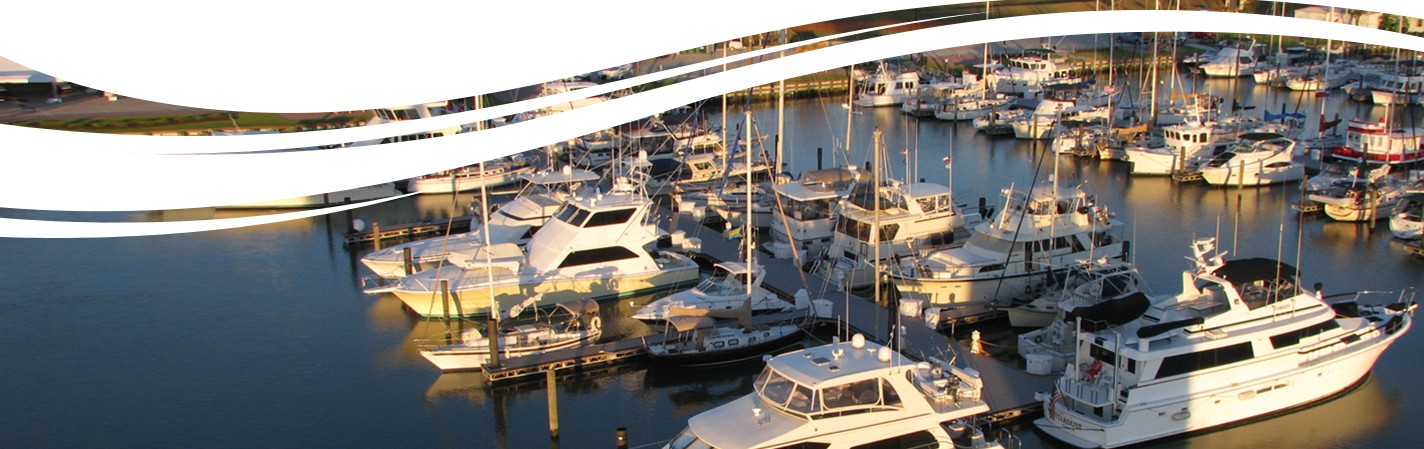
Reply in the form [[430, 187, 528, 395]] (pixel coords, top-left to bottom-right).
[[4, 83, 1424, 449]]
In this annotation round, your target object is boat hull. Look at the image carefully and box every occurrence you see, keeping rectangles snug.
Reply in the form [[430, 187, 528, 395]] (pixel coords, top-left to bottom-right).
[[1200, 164, 1303, 186], [646, 325, 805, 368], [1389, 214, 1422, 239], [419, 330, 598, 371], [393, 263, 700, 318], [1037, 321, 1406, 448]]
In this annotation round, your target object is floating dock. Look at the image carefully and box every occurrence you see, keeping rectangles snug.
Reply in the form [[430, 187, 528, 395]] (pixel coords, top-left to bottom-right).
[[343, 216, 473, 246]]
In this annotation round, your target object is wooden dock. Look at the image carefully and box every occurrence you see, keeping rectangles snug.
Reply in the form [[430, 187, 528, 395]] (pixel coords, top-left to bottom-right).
[[481, 335, 664, 383], [343, 216, 473, 246]]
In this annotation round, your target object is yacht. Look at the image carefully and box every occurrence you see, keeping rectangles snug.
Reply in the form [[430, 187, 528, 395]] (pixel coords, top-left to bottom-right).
[[379, 156, 700, 317], [989, 47, 1078, 94], [407, 155, 536, 195], [360, 166, 600, 279], [415, 298, 601, 371], [631, 262, 793, 322], [934, 94, 1014, 122], [812, 180, 982, 291], [1199, 46, 1261, 78], [1036, 242, 1416, 448], [1199, 132, 1304, 186], [664, 334, 1007, 449], [889, 180, 1126, 321], [1123, 117, 1248, 176], [770, 167, 862, 258], [1367, 61, 1424, 105], [853, 63, 919, 107]]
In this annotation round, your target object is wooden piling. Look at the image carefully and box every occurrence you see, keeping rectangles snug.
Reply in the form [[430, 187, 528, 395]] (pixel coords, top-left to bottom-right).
[[371, 222, 381, 250], [615, 427, 628, 449], [547, 369, 560, 440], [402, 247, 414, 276]]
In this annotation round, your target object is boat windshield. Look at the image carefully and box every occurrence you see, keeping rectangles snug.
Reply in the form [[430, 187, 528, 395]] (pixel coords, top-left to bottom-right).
[[696, 269, 750, 296], [754, 365, 902, 420], [667, 427, 714, 449]]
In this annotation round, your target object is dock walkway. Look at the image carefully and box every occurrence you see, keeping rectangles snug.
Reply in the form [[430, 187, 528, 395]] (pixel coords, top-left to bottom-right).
[[479, 208, 1055, 421]]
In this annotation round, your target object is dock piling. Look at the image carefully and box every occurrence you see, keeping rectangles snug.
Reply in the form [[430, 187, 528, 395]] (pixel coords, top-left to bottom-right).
[[371, 222, 381, 250], [616, 427, 628, 449], [547, 369, 559, 440], [402, 247, 414, 276]]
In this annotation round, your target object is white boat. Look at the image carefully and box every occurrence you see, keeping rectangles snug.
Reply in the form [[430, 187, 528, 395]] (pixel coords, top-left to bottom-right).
[[360, 166, 600, 279], [1199, 132, 1304, 186], [703, 183, 775, 229], [416, 298, 601, 371], [1123, 117, 1254, 176], [989, 47, 1078, 94], [1009, 98, 1074, 140], [769, 167, 862, 258], [1199, 46, 1261, 78], [408, 156, 536, 194], [1389, 194, 1424, 239], [1306, 175, 1410, 222], [1007, 257, 1144, 330], [813, 180, 982, 291], [1154, 93, 1220, 126], [380, 156, 701, 317], [853, 62, 919, 107], [1366, 61, 1424, 105], [645, 314, 809, 368], [631, 262, 793, 322], [889, 179, 1126, 320], [664, 334, 1007, 449], [934, 94, 1014, 122], [1035, 244, 1416, 448]]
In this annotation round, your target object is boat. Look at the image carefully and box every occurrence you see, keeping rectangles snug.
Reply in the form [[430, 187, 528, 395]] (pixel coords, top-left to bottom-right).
[[1199, 132, 1305, 186], [1366, 60, 1424, 105], [631, 262, 794, 322], [1035, 242, 1416, 448], [360, 166, 600, 279], [379, 154, 701, 318], [663, 333, 1008, 449], [1306, 174, 1410, 222], [1389, 193, 1424, 239], [1199, 44, 1261, 78], [1123, 116, 1254, 176], [888, 178, 1126, 321], [852, 62, 919, 107], [645, 313, 809, 368], [812, 178, 982, 291], [1006, 257, 1144, 330], [415, 298, 601, 371], [1324, 118, 1424, 167], [407, 156, 537, 195], [769, 167, 862, 258], [988, 47, 1079, 94]]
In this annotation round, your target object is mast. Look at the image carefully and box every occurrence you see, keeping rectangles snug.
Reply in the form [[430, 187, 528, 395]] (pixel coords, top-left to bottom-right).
[[1148, 0, 1160, 125], [480, 159, 500, 369], [1318, 6, 1334, 140], [745, 105, 754, 305], [777, 29, 787, 174], [982, 0, 991, 100], [872, 128, 886, 347]]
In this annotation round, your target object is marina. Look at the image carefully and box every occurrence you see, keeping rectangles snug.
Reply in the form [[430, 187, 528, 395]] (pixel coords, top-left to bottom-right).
[[8, 8, 1424, 449]]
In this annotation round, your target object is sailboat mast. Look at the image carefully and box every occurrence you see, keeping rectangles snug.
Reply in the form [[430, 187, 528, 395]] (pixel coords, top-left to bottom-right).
[[1149, 0, 1160, 125], [745, 106, 754, 269], [982, 0, 991, 101], [777, 29, 787, 174], [872, 128, 884, 346], [1318, 7, 1334, 140]]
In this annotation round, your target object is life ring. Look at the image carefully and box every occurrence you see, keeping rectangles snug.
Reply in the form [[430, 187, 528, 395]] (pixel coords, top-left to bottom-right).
[[589, 316, 602, 330], [1032, 335, 1044, 344]]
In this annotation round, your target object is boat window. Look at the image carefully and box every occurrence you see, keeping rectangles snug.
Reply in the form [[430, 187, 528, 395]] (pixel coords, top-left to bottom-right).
[[557, 246, 639, 268], [553, 205, 580, 224], [979, 264, 1006, 273], [820, 379, 881, 410], [1153, 342, 1254, 379], [880, 379, 901, 407], [849, 430, 936, 449], [1089, 344, 1117, 366], [583, 208, 636, 227], [786, 384, 819, 413], [1269, 320, 1341, 349]]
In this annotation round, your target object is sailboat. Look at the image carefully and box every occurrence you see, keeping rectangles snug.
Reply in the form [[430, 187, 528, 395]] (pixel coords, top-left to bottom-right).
[[416, 298, 601, 371]]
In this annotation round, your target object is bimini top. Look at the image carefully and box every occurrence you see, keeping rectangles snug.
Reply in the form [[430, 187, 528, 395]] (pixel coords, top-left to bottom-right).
[[1210, 258, 1299, 286]]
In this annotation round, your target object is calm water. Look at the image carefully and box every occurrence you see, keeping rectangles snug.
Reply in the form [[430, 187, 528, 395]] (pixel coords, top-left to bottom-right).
[[4, 77, 1424, 449]]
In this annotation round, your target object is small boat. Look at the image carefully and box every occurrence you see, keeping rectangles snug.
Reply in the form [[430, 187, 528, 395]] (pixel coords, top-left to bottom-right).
[[1307, 175, 1410, 222], [1389, 193, 1424, 240], [1006, 257, 1144, 329], [1036, 242, 1416, 448], [645, 314, 808, 367], [631, 262, 793, 323], [664, 333, 1010, 449], [416, 298, 601, 371]]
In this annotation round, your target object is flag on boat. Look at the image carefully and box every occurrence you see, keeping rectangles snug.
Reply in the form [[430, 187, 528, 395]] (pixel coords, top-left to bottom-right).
[[943, 155, 952, 169], [727, 226, 744, 240], [1315, 90, 1328, 98]]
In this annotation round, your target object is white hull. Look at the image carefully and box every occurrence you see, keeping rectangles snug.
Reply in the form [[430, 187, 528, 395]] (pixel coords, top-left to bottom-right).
[[1323, 201, 1399, 222], [1005, 306, 1055, 329], [1390, 213, 1423, 239], [1039, 334, 1398, 448], [419, 329, 599, 371], [410, 167, 532, 194], [894, 270, 1061, 313], [1124, 148, 1180, 175], [362, 233, 488, 279], [1200, 164, 1303, 186], [392, 258, 699, 318], [221, 183, 401, 209]]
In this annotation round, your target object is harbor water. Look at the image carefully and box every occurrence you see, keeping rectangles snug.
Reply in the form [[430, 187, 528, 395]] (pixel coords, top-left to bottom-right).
[[4, 77, 1424, 449]]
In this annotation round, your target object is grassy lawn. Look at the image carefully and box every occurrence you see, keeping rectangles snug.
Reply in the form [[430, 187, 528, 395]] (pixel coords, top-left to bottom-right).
[[8, 112, 373, 134]]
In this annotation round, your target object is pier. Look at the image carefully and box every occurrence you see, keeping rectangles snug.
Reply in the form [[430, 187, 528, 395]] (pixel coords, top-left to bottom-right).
[[476, 207, 1056, 424], [343, 216, 473, 246]]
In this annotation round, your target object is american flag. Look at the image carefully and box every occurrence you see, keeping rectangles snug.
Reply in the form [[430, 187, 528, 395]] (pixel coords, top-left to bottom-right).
[[943, 155, 952, 168], [1048, 389, 1061, 419]]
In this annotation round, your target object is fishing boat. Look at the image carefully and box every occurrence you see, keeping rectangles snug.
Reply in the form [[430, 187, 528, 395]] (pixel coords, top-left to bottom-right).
[[769, 167, 861, 257], [1123, 116, 1261, 176], [663, 334, 1008, 449], [377, 154, 700, 317], [852, 62, 919, 107], [1035, 243, 1416, 448], [359, 166, 600, 279], [1199, 132, 1305, 186], [889, 179, 1126, 321], [415, 298, 601, 371]]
